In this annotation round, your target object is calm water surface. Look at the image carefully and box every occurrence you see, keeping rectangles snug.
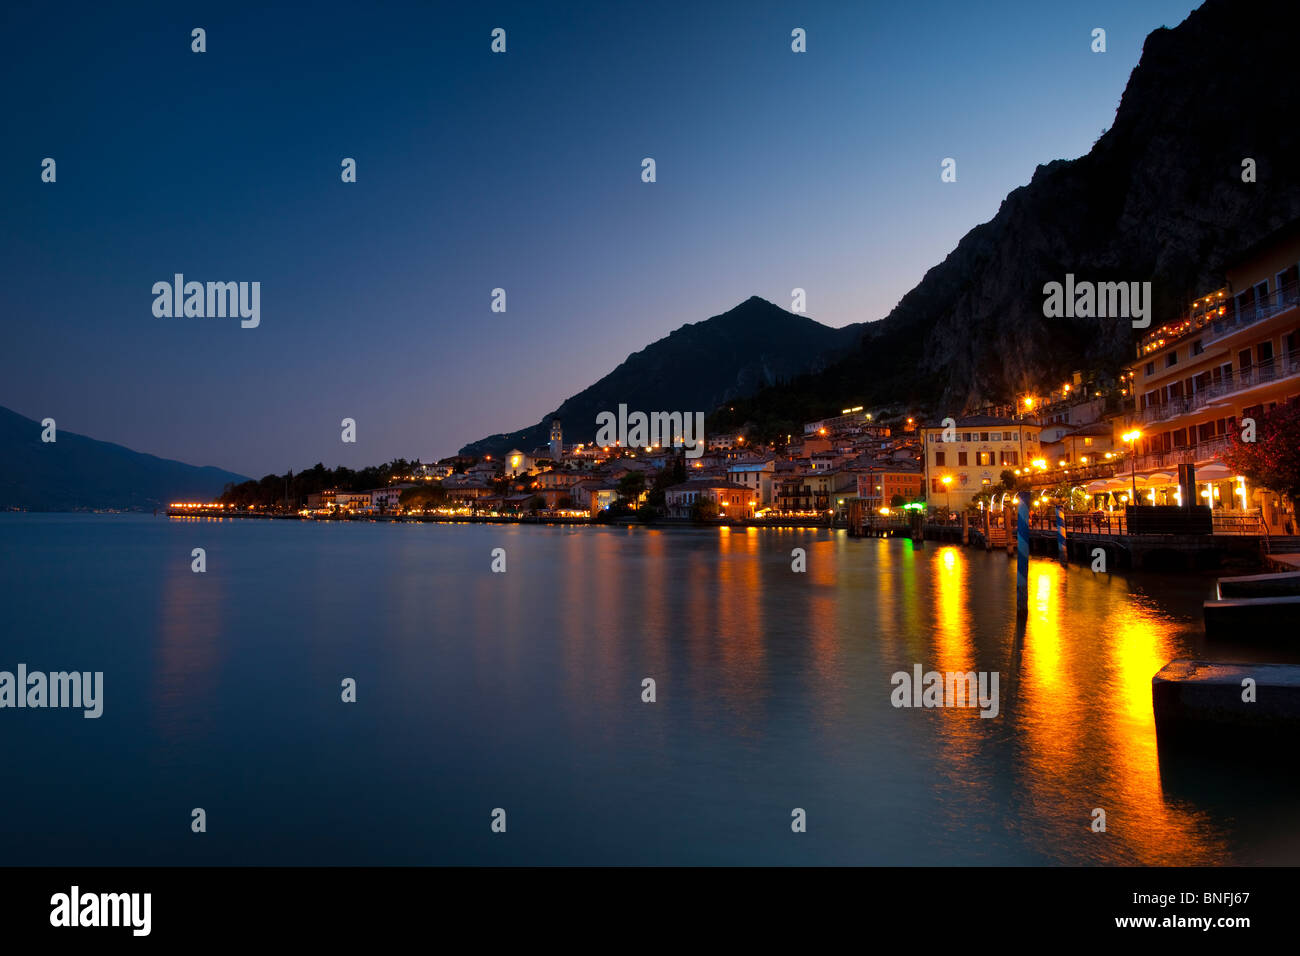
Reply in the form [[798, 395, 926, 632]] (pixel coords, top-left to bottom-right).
[[1, 513, 1297, 865]]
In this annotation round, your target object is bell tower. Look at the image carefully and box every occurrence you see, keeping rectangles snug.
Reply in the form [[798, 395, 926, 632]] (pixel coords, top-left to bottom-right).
[[549, 419, 563, 460]]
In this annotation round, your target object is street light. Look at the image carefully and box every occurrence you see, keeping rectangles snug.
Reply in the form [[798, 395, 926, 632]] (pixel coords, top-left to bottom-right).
[[1122, 429, 1142, 505], [941, 474, 953, 515]]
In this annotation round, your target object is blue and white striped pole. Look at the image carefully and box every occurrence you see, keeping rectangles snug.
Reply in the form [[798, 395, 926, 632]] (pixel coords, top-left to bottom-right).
[[1056, 505, 1067, 567], [1017, 491, 1030, 619]]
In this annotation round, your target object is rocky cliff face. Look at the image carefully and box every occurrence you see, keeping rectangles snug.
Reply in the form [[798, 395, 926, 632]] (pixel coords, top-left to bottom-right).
[[466, 0, 1300, 454], [866, 0, 1300, 409]]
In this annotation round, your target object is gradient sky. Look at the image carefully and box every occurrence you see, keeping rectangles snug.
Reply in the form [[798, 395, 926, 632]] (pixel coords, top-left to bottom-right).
[[2, 0, 1200, 477]]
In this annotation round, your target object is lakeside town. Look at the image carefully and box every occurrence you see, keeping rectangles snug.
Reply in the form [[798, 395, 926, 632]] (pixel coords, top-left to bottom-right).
[[172, 220, 1300, 576]]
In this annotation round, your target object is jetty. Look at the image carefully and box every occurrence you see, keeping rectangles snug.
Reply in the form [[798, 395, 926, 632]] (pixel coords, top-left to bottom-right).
[[1203, 570, 1300, 639], [1152, 660, 1300, 742]]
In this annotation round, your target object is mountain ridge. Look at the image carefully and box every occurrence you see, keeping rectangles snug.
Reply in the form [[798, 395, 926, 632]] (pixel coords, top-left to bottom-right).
[[467, 0, 1300, 448], [803, 0, 1300, 414], [459, 296, 865, 457], [0, 405, 250, 511]]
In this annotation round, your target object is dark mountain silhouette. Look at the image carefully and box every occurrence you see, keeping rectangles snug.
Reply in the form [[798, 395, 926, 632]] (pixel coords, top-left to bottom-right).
[[460, 296, 864, 457], [470, 0, 1300, 450], [0, 405, 249, 511], [723, 0, 1300, 426]]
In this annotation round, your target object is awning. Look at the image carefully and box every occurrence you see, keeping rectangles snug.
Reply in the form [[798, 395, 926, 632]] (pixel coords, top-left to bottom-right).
[[1196, 463, 1232, 480], [1086, 480, 1110, 493], [1146, 472, 1175, 485], [1106, 476, 1143, 489]]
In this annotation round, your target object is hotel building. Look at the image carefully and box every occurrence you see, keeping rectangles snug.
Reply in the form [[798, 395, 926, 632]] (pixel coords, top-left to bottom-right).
[[1116, 220, 1300, 531], [920, 416, 1042, 509]]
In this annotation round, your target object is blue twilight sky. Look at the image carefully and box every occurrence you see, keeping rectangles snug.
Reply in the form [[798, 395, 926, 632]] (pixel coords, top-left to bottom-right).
[[1, 0, 1199, 477]]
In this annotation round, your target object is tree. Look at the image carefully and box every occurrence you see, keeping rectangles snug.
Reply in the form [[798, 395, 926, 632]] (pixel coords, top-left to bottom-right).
[[526, 495, 546, 513], [889, 494, 906, 508], [690, 499, 720, 522], [401, 485, 446, 511], [1222, 402, 1300, 515], [617, 471, 647, 503]]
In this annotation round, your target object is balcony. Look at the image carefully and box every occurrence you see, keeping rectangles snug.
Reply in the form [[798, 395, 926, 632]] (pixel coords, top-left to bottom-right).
[[1130, 434, 1232, 472], [1137, 279, 1300, 355], [1130, 350, 1300, 426], [1204, 279, 1300, 347]]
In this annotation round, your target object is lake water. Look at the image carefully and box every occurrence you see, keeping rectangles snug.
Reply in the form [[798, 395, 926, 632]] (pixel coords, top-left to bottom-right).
[[2, 513, 1297, 865]]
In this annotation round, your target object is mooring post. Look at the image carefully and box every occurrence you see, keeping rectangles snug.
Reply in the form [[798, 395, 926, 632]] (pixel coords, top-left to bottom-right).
[[983, 507, 992, 551], [1017, 491, 1031, 619], [911, 509, 924, 548], [1056, 505, 1067, 567]]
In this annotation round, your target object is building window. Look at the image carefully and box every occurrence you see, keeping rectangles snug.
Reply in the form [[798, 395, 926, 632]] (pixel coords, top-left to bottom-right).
[[1165, 352, 1178, 368], [1192, 339, 1204, 355], [935, 452, 945, 466], [977, 452, 993, 466], [1145, 362, 1155, 375], [957, 451, 968, 466]]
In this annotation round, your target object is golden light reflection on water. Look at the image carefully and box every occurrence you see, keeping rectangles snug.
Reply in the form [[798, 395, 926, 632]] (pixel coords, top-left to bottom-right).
[[542, 526, 1233, 862], [714, 526, 767, 736], [1010, 559, 1225, 863]]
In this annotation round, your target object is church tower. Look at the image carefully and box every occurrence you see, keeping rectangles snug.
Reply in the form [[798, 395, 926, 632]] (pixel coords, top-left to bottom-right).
[[549, 419, 563, 461]]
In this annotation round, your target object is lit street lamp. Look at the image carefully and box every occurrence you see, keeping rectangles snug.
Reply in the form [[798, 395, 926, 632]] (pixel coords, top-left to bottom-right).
[[941, 474, 953, 515], [1122, 429, 1142, 506]]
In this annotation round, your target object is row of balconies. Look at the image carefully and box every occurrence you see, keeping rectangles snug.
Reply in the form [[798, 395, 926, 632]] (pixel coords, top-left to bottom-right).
[[1138, 278, 1300, 354], [1129, 434, 1233, 472], [1132, 350, 1300, 425]]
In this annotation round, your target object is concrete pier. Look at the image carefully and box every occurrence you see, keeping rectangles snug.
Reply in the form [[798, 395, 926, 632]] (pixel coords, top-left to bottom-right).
[[1152, 659, 1300, 742], [1216, 570, 1300, 598], [1203, 595, 1300, 637]]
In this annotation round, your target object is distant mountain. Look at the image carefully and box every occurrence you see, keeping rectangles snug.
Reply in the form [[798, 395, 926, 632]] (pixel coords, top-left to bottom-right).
[[719, 0, 1300, 431], [460, 296, 864, 457], [0, 406, 249, 511]]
